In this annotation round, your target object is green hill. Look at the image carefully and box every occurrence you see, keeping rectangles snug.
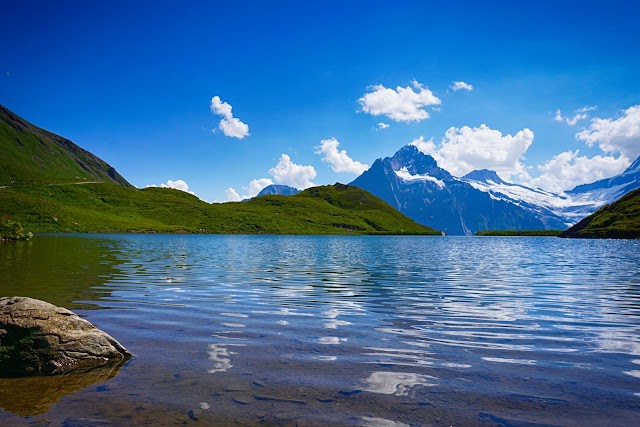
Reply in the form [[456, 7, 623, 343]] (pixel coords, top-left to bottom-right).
[[0, 182, 438, 235], [0, 105, 438, 235], [560, 188, 640, 239], [0, 105, 131, 186]]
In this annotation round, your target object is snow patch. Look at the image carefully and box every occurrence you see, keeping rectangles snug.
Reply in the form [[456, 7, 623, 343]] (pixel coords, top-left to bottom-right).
[[394, 167, 445, 189], [460, 176, 601, 226], [463, 179, 574, 209]]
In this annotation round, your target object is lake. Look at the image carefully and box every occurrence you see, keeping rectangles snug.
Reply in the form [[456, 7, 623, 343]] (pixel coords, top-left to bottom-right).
[[1, 234, 639, 426]]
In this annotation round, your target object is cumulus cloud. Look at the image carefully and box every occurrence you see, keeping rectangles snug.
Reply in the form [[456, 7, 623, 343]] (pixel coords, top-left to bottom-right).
[[225, 187, 242, 202], [358, 80, 441, 122], [531, 150, 630, 193], [410, 135, 437, 154], [224, 178, 274, 202], [223, 156, 316, 202], [413, 124, 534, 181], [269, 154, 317, 189], [147, 179, 196, 195], [210, 96, 250, 139], [218, 117, 250, 139], [245, 178, 274, 197], [211, 96, 233, 117], [315, 138, 368, 175], [377, 122, 390, 130], [576, 105, 640, 160], [451, 81, 473, 91]]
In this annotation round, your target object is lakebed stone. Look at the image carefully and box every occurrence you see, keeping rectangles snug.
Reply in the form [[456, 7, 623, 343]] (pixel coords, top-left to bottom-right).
[[0, 296, 130, 376]]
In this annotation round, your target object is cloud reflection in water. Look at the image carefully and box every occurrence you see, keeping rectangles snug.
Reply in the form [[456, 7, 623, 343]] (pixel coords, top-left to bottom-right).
[[207, 343, 244, 373], [362, 371, 437, 396]]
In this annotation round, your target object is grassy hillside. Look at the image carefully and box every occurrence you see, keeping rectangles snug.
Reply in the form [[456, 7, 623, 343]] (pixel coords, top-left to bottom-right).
[[560, 189, 640, 239], [0, 105, 437, 235], [0, 182, 439, 235], [560, 188, 640, 239], [0, 105, 131, 186]]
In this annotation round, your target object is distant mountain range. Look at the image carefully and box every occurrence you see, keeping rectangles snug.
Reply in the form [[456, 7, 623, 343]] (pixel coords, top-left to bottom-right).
[[350, 145, 640, 235]]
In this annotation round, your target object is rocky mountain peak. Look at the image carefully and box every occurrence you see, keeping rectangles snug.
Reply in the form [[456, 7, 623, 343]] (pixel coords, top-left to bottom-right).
[[463, 169, 505, 184], [388, 145, 450, 180]]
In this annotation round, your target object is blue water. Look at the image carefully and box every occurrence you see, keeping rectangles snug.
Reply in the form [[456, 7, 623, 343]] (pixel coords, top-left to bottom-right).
[[1, 234, 640, 426]]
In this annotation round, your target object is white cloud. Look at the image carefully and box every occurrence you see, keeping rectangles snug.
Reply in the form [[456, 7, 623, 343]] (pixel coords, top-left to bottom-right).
[[244, 178, 273, 198], [554, 108, 591, 126], [410, 135, 437, 154], [576, 105, 640, 160], [315, 138, 368, 175], [554, 109, 564, 123], [578, 105, 598, 113], [210, 96, 233, 117], [377, 122, 390, 130], [269, 154, 317, 189], [566, 114, 587, 126], [223, 156, 315, 203], [218, 117, 250, 139], [224, 178, 274, 202], [451, 81, 473, 91], [210, 96, 250, 139], [147, 179, 196, 196], [531, 150, 630, 192], [224, 187, 242, 202], [358, 80, 441, 122], [413, 124, 534, 181]]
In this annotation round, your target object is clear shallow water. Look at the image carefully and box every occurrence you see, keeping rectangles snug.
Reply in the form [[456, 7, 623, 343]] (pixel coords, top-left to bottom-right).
[[1, 234, 640, 426]]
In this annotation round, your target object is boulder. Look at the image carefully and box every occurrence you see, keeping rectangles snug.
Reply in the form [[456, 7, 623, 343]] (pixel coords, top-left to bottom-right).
[[0, 296, 130, 376]]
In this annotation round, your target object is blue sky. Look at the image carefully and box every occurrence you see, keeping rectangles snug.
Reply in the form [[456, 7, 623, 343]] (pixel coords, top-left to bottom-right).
[[2, 1, 640, 201]]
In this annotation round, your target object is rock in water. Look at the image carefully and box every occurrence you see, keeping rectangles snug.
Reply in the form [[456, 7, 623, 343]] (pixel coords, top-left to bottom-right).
[[0, 296, 131, 376]]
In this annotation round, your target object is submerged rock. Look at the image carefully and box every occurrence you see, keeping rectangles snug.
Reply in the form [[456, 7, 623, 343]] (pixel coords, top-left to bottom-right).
[[0, 296, 130, 376]]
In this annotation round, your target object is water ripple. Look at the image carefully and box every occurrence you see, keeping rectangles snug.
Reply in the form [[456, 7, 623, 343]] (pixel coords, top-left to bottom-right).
[[3, 234, 640, 425]]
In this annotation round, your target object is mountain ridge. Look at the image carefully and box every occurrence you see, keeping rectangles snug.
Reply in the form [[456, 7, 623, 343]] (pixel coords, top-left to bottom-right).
[[0, 105, 131, 187]]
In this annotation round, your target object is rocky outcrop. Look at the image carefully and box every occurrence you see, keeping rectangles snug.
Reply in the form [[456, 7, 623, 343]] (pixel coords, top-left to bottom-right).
[[0, 297, 130, 376]]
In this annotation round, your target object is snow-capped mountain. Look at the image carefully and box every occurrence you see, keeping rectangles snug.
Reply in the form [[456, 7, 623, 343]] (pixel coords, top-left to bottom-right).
[[460, 156, 640, 226], [349, 145, 640, 235], [350, 145, 567, 234], [459, 169, 580, 227]]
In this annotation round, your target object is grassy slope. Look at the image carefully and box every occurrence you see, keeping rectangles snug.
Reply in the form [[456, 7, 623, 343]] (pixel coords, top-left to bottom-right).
[[560, 188, 640, 239], [0, 183, 439, 235], [0, 104, 437, 235], [0, 105, 131, 186]]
